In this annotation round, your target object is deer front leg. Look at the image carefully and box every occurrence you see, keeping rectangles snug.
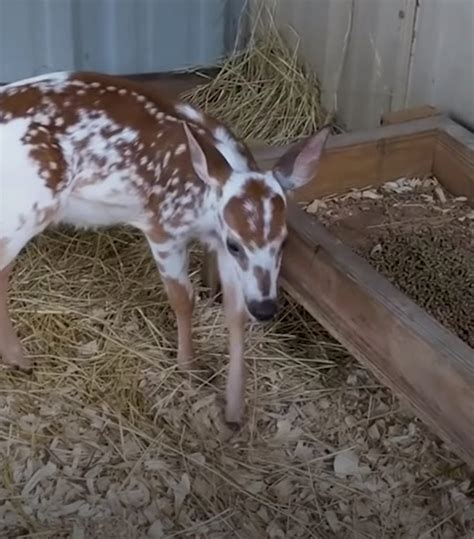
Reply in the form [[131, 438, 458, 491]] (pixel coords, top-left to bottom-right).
[[0, 263, 32, 371], [147, 240, 194, 369], [201, 248, 220, 299], [217, 253, 247, 426]]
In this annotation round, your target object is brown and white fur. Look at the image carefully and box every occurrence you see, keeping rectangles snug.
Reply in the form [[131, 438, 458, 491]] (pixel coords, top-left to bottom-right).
[[0, 71, 329, 425]]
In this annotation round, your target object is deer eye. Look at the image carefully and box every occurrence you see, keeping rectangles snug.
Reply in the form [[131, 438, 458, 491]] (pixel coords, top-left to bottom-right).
[[226, 239, 242, 256]]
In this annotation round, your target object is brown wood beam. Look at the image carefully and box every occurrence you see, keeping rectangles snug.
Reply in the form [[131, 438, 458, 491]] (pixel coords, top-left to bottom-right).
[[433, 118, 474, 201], [381, 105, 441, 126]]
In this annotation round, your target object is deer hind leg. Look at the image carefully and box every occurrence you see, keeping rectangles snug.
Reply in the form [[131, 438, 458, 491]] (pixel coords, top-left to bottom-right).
[[217, 252, 247, 427], [0, 225, 45, 370], [201, 248, 221, 299], [0, 261, 31, 370], [0, 203, 58, 370], [147, 239, 195, 369]]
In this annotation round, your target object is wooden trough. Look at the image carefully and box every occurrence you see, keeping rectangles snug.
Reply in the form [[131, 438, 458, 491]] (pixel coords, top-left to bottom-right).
[[202, 110, 474, 468]]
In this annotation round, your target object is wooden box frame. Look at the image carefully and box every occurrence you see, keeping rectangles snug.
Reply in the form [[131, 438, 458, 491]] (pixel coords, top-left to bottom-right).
[[203, 111, 474, 468]]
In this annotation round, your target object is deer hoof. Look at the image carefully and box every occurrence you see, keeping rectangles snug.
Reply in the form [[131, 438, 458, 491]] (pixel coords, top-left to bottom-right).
[[225, 406, 244, 429], [177, 354, 196, 371], [2, 345, 33, 373], [225, 420, 242, 432]]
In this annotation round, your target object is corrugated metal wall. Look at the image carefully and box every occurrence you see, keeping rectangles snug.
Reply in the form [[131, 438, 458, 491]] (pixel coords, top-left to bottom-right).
[[254, 0, 474, 131], [0, 0, 248, 83]]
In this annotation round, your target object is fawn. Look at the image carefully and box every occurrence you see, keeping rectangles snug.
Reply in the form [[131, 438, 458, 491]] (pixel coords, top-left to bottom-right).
[[0, 71, 329, 425]]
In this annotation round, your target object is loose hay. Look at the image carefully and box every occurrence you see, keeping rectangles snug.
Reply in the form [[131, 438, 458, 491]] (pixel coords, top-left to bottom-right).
[[1, 227, 473, 538], [182, 8, 333, 145], [305, 176, 474, 348]]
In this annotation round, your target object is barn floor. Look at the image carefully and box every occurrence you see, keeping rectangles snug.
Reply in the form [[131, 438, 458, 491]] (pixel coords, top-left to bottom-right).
[[0, 227, 473, 539]]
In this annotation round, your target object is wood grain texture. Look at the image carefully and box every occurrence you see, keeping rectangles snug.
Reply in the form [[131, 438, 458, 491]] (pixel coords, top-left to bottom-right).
[[433, 118, 474, 201], [130, 69, 218, 98], [282, 205, 474, 467], [251, 117, 441, 201], [381, 105, 441, 126]]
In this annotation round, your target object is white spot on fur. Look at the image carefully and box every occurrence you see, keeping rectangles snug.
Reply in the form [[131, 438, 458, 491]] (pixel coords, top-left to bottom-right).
[[175, 144, 186, 155], [33, 112, 51, 126], [175, 103, 203, 124]]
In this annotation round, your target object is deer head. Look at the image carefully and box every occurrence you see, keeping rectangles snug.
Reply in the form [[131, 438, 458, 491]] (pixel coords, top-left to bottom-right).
[[184, 123, 330, 321]]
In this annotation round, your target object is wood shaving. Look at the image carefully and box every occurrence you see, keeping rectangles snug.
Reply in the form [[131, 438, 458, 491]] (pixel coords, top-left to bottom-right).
[[0, 225, 472, 537]]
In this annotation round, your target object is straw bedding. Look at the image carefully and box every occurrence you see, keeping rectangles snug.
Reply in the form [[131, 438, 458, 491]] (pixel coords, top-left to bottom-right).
[[1, 227, 473, 538], [1, 14, 473, 539], [182, 6, 333, 144]]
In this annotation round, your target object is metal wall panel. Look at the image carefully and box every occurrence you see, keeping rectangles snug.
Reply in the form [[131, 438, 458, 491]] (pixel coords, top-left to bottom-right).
[[0, 0, 247, 83]]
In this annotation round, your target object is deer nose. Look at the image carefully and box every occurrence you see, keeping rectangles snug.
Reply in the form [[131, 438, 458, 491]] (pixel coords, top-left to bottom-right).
[[247, 299, 278, 321]]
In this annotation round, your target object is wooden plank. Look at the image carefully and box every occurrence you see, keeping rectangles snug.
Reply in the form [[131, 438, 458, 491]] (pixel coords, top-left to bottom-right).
[[281, 204, 474, 467], [250, 117, 441, 202], [433, 118, 474, 201], [381, 105, 441, 126], [129, 70, 216, 98]]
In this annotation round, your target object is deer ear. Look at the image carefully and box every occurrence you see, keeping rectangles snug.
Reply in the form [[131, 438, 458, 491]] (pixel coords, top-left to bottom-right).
[[273, 126, 330, 192], [183, 123, 231, 188]]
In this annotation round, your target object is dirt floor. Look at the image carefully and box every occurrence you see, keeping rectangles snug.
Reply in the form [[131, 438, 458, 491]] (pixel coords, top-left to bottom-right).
[[305, 176, 474, 348], [0, 226, 473, 539]]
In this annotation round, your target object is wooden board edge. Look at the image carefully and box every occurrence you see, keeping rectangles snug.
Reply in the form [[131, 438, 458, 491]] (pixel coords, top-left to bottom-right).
[[249, 116, 443, 167], [381, 105, 441, 126], [130, 69, 216, 98], [433, 117, 474, 201], [250, 116, 442, 202], [283, 204, 474, 467]]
